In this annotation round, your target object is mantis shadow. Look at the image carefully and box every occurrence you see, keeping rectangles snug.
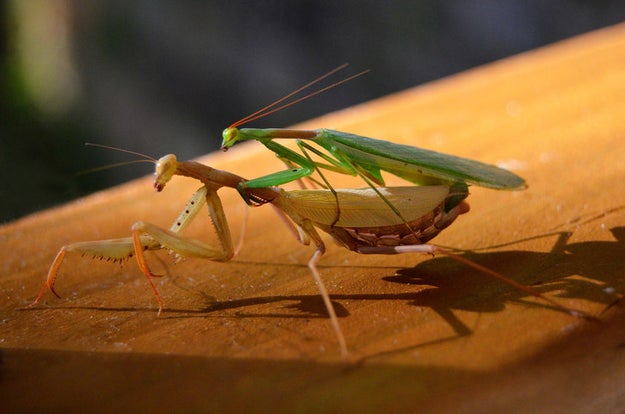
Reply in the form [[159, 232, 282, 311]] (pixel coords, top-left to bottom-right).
[[31, 227, 624, 351], [183, 226, 625, 337], [383, 227, 625, 334]]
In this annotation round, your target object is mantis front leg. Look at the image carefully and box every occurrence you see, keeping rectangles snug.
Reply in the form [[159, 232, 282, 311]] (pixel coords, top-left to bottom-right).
[[31, 186, 236, 314], [239, 139, 356, 191]]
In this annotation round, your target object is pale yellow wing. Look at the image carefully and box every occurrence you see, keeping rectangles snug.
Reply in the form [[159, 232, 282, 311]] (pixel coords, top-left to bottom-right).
[[284, 186, 450, 227]]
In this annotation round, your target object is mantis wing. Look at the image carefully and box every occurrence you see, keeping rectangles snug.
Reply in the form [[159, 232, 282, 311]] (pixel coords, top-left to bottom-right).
[[322, 130, 526, 190], [283, 186, 451, 227]]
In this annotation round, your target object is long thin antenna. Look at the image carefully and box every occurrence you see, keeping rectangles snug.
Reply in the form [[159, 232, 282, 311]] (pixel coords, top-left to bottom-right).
[[228, 64, 370, 129], [77, 143, 157, 176], [84, 142, 156, 162], [76, 160, 155, 176]]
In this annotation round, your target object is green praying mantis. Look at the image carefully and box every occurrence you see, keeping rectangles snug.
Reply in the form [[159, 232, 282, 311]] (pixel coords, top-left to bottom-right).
[[221, 64, 524, 192], [30, 67, 593, 358], [220, 65, 524, 233]]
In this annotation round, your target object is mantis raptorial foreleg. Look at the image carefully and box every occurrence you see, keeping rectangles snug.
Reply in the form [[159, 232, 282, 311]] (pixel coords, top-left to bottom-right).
[[133, 186, 235, 266], [31, 185, 236, 314]]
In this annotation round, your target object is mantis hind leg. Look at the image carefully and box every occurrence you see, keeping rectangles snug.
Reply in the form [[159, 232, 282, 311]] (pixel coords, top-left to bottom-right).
[[296, 219, 349, 359], [307, 246, 349, 360]]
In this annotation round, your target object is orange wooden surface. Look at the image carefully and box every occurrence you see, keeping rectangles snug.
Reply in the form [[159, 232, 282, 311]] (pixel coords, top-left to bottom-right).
[[3, 24, 625, 412]]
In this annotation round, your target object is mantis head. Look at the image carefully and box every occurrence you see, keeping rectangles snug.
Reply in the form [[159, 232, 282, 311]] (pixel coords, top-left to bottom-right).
[[154, 154, 178, 192], [221, 127, 239, 151]]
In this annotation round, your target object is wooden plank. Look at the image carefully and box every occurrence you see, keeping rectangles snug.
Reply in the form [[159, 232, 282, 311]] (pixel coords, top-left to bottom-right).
[[3, 23, 625, 412]]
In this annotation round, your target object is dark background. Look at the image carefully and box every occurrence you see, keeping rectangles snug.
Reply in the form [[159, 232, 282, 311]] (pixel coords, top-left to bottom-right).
[[2, 1, 625, 222]]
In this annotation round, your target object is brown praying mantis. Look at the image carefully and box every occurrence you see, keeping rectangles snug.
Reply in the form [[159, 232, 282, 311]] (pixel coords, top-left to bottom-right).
[[30, 151, 592, 358]]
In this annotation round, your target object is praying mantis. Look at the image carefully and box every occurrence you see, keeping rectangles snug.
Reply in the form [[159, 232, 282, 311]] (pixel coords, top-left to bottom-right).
[[220, 65, 525, 193], [31, 152, 590, 358], [30, 67, 593, 358]]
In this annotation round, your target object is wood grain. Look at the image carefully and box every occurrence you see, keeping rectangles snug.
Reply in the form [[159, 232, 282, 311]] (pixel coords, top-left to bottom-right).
[[3, 23, 625, 412]]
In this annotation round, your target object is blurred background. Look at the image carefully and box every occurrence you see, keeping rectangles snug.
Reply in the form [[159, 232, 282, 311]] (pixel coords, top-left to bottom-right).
[[2, 1, 625, 222]]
